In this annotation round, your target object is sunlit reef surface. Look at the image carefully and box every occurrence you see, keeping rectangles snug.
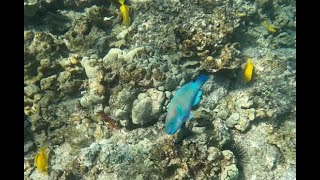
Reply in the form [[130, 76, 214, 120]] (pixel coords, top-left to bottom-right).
[[24, 0, 295, 179]]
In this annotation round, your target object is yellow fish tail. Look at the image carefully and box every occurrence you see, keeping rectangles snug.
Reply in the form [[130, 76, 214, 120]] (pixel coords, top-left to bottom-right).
[[119, 0, 125, 5]]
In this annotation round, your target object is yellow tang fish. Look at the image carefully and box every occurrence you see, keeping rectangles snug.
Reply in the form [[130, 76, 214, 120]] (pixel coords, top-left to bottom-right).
[[119, 0, 131, 26], [34, 147, 48, 173], [243, 58, 254, 83]]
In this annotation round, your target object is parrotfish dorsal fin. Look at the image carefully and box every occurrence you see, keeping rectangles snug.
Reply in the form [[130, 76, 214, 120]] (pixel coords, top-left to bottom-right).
[[192, 90, 202, 107]]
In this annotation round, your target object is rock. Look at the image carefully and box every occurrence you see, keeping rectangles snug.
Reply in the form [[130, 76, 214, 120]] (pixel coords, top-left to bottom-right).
[[24, 159, 33, 177], [97, 138, 152, 169], [221, 164, 238, 180], [236, 122, 294, 179], [206, 87, 228, 109], [137, 93, 148, 101], [164, 99, 170, 106], [104, 106, 110, 114], [24, 0, 40, 18], [117, 29, 129, 39], [256, 108, 267, 119], [79, 143, 101, 168], [217, 110, 228, 120], [58, 71, 71, 83], [274, 32, 296, 47], [59, 58, 73, 68], [40, 75, 57, 90], [59, 170, 79, 180], [90, 54, 98, 59], [103, 48, 123, 66], [172, 67, 179, 75], [124, 47, 146, 62], [236, 93, 253, 109], [192, 127, 206, 134], [82, 118, 91, 124], [114, 109, 128, 120], [225, 113, 240, 128], [158, 86, 165, 91], [179, 78, 185, 86], [234, 116, 250, 132], [131, 89, 165, 125], [24, 84, 40, 97], [146, 89, 165, 117], [165, 91, 172, 99], [38, 90, 55, 108], [51, 170, 64, 179], [81, 58, 99, 79], [93, 104, 103, 115], [132, 97, 153, 125], [153, 80, 165, 88], [223, 109, 255, 132], [24, 141, 35, 154], [80, 95, 94, 108], [207, 146, 222, 161], [163, 75, 180, 91], [88, 94, 104, 104], [40, 58, 51, 68], [221, 150, 238, 180], [109, 87, 138, 125], [256, 0, 273, 9], [89, 80, 105, 96], [58, 81, 80, 94], [213, 119, 231, 148], [246, 108, 256, 121]]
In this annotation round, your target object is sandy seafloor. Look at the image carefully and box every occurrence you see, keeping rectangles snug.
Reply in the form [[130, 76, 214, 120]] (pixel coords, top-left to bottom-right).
[[24, 0, 296, 179]]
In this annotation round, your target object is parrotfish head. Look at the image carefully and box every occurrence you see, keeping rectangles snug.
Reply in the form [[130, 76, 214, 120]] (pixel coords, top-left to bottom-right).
[[164, 109, 184, 135]]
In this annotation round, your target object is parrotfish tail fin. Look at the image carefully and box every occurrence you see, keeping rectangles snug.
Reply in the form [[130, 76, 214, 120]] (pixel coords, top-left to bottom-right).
[[194, 74, 209, 88], [192, 90, 202, 107]]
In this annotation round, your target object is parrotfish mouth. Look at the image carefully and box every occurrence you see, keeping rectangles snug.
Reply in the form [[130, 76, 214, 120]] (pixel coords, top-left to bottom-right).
[[165, 127, 174, 135]]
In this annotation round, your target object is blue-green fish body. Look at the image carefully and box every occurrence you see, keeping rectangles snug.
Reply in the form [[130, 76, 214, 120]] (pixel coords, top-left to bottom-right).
[[165, 75, 209, 135]]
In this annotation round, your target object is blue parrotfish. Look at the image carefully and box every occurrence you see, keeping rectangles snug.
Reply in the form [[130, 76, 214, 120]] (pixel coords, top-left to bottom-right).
[[165, 74, 209, 135]]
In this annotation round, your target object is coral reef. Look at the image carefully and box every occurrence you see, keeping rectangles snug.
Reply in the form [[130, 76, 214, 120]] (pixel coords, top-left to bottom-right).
[[24, 0, 295, 179], [131, 89, 165, 125]]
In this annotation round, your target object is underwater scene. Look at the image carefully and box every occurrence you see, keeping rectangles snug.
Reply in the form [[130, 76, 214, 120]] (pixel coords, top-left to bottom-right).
[[24, 0, 296, 179]]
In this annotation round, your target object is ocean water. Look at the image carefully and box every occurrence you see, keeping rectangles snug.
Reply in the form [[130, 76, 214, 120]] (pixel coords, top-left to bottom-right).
[[24, 0, 296, 179]]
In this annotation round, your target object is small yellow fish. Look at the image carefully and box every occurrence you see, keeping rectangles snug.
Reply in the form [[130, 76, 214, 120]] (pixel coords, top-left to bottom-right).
[[34, 147, 48, 173], [262, 20, 277, 33], [119, 0, 131, 26], [236, 12, 247, 17], [243, 58, 254, 83]]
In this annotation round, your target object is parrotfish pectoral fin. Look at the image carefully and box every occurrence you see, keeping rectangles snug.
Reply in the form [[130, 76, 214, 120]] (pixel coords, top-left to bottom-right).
[[193, 90, 202, 107]]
